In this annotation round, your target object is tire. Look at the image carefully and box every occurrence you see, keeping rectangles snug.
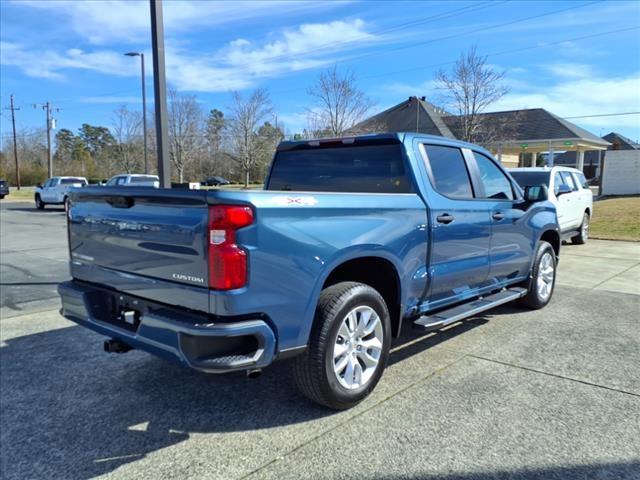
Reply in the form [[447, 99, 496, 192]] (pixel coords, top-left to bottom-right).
[[571, 212, 590, 245], [518, 241, 556, 310], [292, 281, 391, 410], [35, 194, 45, 210], [0, 195, 5, 199]]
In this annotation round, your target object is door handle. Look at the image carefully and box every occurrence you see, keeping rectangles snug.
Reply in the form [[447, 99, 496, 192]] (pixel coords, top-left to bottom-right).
[[436, 213, 454, 224], [492, 212, 505, 221]]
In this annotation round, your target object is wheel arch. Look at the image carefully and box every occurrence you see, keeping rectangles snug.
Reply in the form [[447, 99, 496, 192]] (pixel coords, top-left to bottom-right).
[[539, 229, 560, 259], [321, 256, 403, 338]]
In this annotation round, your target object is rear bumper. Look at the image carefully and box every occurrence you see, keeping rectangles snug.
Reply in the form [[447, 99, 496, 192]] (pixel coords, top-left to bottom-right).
[[58, 280, 277, 373]]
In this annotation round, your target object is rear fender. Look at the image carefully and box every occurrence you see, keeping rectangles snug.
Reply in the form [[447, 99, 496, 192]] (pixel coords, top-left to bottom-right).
[[295, 246, 404, 347]]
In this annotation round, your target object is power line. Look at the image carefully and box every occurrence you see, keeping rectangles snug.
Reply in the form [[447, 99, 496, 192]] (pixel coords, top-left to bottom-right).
[[269, 24, 639, 95], [327, 0, 603, 69], [229, 1, 506, 69]]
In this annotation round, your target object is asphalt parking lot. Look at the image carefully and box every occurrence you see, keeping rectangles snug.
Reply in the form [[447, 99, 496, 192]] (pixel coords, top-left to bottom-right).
[[1, 200, 639, 479]]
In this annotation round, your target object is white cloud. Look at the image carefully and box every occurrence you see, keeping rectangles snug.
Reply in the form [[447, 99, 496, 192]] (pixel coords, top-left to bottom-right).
[[492, 74, 640, 130], [543, 63, 596, 79], [17, 0, 342, 45], [2, 18, 379, 93], [1, 41, 137, 79]]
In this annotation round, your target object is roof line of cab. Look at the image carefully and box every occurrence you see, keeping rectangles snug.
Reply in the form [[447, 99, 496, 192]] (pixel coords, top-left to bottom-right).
[[276, 132, 493, 156]]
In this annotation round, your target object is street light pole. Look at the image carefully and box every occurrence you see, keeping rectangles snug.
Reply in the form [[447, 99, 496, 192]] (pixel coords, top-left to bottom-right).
[[125, 51, 148, 174], [150, 0, 171, 188]]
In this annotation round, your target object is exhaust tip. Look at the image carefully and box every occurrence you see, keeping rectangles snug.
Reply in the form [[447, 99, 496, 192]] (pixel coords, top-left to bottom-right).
[[104, 339, 133, 354], [246, 368, 262, 379]]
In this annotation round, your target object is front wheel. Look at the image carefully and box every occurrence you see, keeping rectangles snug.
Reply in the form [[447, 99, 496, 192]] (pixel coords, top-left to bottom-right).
[[35, 194, 45, 210], [572, 212, 589, 245], [292, 282, 391, 410], [519, 241, 556, 310]]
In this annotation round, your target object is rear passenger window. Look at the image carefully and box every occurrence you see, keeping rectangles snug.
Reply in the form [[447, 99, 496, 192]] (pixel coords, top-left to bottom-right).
[[560, 171, 577, 191], [422, 145, 473, 199], [473, 152, 514, 200], [573, 172, 589, 189], [553, 172, 565, 195]]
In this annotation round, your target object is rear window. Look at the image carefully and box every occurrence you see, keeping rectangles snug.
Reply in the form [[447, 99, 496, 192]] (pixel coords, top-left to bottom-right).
[[509, 171, 551, 188], [129, 176, 158, 183], [60, 178, 86, 185], [267, 144, 413, 193]]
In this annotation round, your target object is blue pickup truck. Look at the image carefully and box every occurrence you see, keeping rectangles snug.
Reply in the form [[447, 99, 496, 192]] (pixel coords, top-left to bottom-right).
[[59, 133, 559, 409]]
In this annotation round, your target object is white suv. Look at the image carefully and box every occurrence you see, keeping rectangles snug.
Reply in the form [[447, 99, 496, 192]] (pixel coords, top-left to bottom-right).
[[35, 176, 88, 210], [509, 166, 593, 244]]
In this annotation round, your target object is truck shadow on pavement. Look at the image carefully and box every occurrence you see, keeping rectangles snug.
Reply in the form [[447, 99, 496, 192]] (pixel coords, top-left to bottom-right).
[[1, 306, 514, 479], [3, 205, 65, 213]]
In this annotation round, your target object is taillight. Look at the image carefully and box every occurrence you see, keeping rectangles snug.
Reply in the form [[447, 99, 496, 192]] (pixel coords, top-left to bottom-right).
[[208, 205, 253, 290]]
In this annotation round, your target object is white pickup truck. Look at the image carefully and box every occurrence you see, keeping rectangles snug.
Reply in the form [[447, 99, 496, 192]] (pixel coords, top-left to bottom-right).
[[35, 176, 88, 209], [509, 166, 593, 244], [105, 174, 159, 188]]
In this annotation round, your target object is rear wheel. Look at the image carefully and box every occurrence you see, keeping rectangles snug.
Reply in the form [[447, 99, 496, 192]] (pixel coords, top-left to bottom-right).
[[35, 194, 45, 209], [519, 241, 556, 310], [571, 212, 589, 245], [292, 282, 391, 410]]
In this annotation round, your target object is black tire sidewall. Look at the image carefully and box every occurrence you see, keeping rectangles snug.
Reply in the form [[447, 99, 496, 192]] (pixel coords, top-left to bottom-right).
[[321, 286, 391, 407], [530, 242, 556, 307]]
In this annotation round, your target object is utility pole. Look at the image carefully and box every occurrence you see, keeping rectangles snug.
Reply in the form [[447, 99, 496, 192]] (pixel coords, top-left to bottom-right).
[[5, 95, 20, 189], [125, 51, 149, 173], [150, 0, 171, 187], [34, 101, 59, 178]]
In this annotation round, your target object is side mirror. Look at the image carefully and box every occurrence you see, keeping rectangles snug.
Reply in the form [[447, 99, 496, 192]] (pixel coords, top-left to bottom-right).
[[36, 183, 43, 188], [555, 184, 571, 196], [524, 184, 548, 202]]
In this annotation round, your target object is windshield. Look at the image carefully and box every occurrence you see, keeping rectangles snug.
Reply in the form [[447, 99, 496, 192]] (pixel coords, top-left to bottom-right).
[[267, 144, 413, 193], [60, 178, 86, 185], [509, 171, 551, 188], [129, 176, 158, 183]]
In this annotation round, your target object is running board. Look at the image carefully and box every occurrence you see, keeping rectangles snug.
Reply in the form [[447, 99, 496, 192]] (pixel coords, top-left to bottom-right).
[[413, 287, 527, 332]]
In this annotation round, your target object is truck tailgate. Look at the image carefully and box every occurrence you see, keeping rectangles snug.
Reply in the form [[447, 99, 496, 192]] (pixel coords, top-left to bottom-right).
[[68, 187, 210, 289]]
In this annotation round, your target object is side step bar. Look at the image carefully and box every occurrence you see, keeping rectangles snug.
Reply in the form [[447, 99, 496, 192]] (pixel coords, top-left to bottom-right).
[[413, 287, 527, 332]]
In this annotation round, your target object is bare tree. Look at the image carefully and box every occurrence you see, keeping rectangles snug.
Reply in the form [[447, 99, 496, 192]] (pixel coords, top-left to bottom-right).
[[226, 88, 272, 187], [168, 89, 204, 183], [112, 105, 143, 173], [436, 45, 509, 144], [307, 66, 374, 137]]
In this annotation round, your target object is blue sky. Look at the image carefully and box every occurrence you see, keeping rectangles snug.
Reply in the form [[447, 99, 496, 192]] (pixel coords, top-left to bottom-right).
[[1, 0, 639, 144]]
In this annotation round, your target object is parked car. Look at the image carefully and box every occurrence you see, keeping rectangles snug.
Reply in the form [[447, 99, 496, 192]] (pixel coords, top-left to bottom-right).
[[0, 179, 9, 199], [59, 133, 560, 409], [105, 174, 159, 188], [201, 176, 230, 186], [509, 166, 592, 244], [35, 176, 87, 209]]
